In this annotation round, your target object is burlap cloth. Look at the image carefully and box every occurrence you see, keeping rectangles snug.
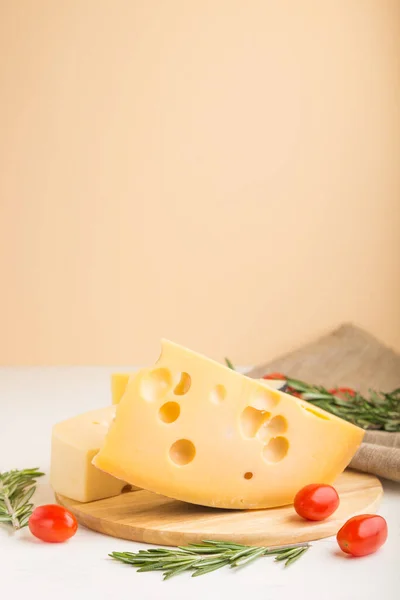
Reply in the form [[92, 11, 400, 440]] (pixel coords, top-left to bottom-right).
[[247, 324, 400, 483]]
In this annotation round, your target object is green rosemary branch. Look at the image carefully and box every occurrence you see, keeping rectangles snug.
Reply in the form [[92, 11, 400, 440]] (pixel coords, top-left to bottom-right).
[[224, 359, 400, 431], [0, 468, 44, 530], [287, 377, 400, 431], [110, 540, 310, 580]]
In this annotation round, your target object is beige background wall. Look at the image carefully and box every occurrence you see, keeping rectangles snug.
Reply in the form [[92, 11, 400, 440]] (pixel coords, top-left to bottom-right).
[[1, 1, 399, 366]]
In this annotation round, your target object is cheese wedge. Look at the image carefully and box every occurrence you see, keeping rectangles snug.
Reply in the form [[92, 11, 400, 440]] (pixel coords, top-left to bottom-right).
[[51, 406, 135, 502], [94, 341, 364, 509]]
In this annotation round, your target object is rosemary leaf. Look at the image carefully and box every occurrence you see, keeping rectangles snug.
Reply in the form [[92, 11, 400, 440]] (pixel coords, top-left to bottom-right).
[[232, 547, 267, 567], [180, 548, 225, 555], [202, 540, 245, 549], [273, 549, 296, 562], [137, 562, 168, 572], [228, 547, 255, 562], [192, 556, 230, 568], [192, 559, 231, 577], [225, 358, 236, 370], [14, 486, 36, 510], [164, 562, 201, 581], [283, 547, 308, 567]]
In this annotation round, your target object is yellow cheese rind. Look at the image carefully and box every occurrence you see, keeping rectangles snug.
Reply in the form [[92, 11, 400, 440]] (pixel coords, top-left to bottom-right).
[[51, 407, 132, 503], [111, 373, 131, 405], [94, 341, 364, 509]]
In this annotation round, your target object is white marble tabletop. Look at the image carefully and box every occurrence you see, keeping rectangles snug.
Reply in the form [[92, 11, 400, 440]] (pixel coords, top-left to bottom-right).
[[0, 367, 398, 600]]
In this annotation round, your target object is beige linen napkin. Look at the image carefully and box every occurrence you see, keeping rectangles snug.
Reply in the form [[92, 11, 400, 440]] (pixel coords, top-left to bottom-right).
[[246, 324, 400, 482]]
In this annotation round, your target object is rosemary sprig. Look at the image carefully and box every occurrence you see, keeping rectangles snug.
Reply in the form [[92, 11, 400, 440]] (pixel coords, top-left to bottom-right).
[[110, 540, 310, 579], [224, 358, 400, 431], [0, 468, 44, 530], [286, 377, 400, 432]]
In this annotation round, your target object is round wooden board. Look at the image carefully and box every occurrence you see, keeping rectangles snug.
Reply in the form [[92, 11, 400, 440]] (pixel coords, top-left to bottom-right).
[[56, 470, 382, 547]]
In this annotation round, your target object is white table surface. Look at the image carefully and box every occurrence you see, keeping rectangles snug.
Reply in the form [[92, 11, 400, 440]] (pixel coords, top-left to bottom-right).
[[0, 367, 399, 600]]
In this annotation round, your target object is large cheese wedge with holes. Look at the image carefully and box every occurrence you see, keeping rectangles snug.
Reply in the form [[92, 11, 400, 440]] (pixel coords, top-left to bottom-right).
[[51, 406, 136, 502], [93, 340, 364, 509]]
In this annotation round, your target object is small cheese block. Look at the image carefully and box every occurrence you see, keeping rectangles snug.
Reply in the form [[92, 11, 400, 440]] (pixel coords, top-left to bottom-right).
[[111, 373, 131, 405], [94, 341, 365, 509], [51, 407, 134, 503]]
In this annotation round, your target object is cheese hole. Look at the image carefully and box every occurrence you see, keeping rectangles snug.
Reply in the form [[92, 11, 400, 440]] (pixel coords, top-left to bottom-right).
[[210, 384, 227, 404], [140, 368, 173, 401], [303, 406, 330, 420], [263, 436, 289, 463], [258, 415, 288, 441], [159, 401, 181, 423], [250, 389, 280, 411], [244, 472, 253, 480], [240, 407, 271, 438], [169, 439, 196, 466], [266, 415, 288, 435], [174, 372, 191, 395]]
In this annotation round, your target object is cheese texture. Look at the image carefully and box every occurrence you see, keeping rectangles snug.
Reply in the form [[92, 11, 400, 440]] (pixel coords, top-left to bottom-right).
[[93, 340, 364, 509], [51, 407, 133, 502]]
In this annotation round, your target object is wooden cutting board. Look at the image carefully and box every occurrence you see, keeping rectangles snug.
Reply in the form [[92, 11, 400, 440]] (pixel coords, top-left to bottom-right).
[[56, 470, 382, 547]]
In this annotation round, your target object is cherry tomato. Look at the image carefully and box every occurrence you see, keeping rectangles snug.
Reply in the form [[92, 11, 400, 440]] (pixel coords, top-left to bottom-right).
[[329, 387, 356, 398], [28, 504, 78, 543], [287, 388, 303, 398], [294, 484, 340, 521], [337, 514, 388, 557], [262, 372, 286, 380]]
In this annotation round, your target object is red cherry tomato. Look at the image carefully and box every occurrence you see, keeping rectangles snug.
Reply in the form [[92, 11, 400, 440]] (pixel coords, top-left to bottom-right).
[[294, 484, 340, 521], [28, 504, 78, 543], [262, 373, 286, 380], [287, 388, 303, 398], [329, 387, 356, 397], [337, 514, 388, 557]]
